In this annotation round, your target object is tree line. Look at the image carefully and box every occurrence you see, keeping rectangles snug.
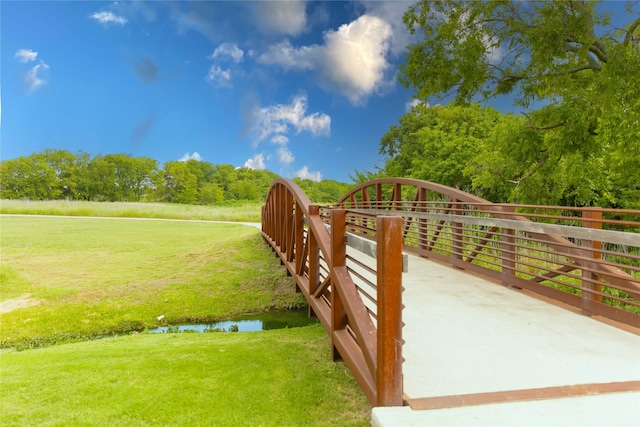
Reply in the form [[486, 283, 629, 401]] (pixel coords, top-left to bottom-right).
[[0, 149, 352, 204]]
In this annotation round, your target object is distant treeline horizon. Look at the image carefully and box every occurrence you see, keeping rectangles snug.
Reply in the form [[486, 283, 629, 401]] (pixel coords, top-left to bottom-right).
[[0, 149, 353, 204]]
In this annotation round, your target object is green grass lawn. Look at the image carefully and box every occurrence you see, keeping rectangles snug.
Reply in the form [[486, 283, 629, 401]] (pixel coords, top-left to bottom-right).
[[0, 199, 263, 223], [0, 216, 304, 348], [0, 327, 369, 426], [0, 213, 371, 425]]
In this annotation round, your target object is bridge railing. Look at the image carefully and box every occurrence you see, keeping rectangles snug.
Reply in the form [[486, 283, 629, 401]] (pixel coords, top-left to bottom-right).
[[261, 178, 404, 406], [334, 178, 640, 329]]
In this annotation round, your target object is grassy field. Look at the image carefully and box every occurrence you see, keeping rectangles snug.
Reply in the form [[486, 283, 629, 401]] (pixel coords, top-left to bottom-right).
[[0, 199, 263, 222], [0, 211, 371, 425], [0, 327, 369, 426], [0, 216, 303, 348]]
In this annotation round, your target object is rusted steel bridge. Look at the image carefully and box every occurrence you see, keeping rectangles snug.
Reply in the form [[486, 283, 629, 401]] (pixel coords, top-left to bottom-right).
[[261, 177, 640, 421]]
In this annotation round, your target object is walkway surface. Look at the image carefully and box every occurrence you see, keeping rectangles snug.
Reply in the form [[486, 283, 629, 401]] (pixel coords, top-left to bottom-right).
[[372, 253, 640, 427]]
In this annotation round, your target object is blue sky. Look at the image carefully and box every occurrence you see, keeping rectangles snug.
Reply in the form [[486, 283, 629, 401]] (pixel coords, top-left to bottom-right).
[[1, 1, 632, 182]]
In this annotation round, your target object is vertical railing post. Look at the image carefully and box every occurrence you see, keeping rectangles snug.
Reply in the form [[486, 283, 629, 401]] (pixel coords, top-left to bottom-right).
[[330, 209, 347, 362], [418, 188, 428, 251], [307, 205, 320, 319], [392, 183, 402, 210], [376, 216, 404, 407], [452, 200, 464, 269], [267, 192, 274, 240], [501, 205, 517, 286], [581, 207, 603, 315], [283, 190, 293, 259], [294, 202, 304, 275], [279, 185, 287, 251], [275, 185, 281, 248]]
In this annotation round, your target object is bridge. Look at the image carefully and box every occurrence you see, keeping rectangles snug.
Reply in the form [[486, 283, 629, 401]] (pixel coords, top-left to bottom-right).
[[261, 177, 640, 425]]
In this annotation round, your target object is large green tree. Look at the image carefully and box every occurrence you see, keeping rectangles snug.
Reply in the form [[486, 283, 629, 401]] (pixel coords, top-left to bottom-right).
[[400, 0, 640, 206], [381, 103, 502, 194], [0, 154, 57, 200], [102, 154, 157, 201], [160, 161, 199, 204]]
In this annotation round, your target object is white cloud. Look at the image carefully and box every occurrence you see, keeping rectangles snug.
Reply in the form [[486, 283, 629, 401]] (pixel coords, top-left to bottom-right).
[[246, 95, 329, 169], [250, 95, 330, 144], [405, 99, 430, 112], [360, 1, 415, 56], [205, 66, 232, 88], [173, 9, 216, 40], [90, 11, 128, 25], [271, 135, 289, 145], [483, 34, 508, 65], [258, 15, 393, 104], [254, 1, 307, 36], [321, 15, 393, 104], [244, 154, 266, 170], [296, 166, 321, 182], [14, 49, 38, 63], [210, 43, 244, 63], [25, 61, 49, 93], [259, 40, 315, 70], [206, 43, 244, 87], [179, 152, 202, 162], [277, 147, 295, 165]]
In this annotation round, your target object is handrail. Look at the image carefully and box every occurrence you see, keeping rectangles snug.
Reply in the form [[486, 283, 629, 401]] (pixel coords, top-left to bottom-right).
[[261, 178, 403, 406], [335, 178, 640, 329]]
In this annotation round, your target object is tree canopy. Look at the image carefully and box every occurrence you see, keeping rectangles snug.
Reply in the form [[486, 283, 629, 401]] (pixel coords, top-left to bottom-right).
[[387, 0, 640, 207]]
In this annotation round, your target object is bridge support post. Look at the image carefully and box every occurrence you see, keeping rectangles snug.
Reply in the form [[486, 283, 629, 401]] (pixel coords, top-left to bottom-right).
[[376, 216, 404, 407], [581, 208, 603, 315], [330, 209, 347, 362]]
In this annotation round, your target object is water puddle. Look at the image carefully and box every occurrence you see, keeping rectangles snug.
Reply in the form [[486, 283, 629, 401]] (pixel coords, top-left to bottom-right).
[[147, 310, 317, 334]]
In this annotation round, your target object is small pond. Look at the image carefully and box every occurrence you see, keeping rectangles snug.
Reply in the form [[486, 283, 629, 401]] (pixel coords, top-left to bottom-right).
[[147, 310, 318, 334]]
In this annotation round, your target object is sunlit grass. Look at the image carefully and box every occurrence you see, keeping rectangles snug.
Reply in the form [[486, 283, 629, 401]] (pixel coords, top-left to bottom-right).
[[0, 216, 304, 349], [0, 199, 262, 222], [0, 327, 370, 426], [0, 213, 371, 425]]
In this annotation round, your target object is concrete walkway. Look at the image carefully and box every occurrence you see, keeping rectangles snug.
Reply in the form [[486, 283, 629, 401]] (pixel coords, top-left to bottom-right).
[[372, 254, 640, 426]]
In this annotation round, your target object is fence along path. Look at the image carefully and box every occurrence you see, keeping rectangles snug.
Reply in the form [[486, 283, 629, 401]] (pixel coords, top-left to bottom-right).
[[261, 177, 640, 410]]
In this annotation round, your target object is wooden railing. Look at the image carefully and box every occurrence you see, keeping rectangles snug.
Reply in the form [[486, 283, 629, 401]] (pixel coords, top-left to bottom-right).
[[261, 178, 404, 406], [335, 178, 640, 329]]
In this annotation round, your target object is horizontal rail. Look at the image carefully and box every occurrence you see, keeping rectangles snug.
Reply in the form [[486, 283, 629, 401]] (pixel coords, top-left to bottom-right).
[[323, 223, 409, 273], [350, 209, 640, 247], [335, 178, 640, 329]]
